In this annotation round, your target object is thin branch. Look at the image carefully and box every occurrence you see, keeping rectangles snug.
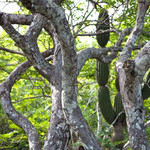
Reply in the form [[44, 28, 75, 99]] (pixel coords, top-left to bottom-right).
[[0, 46, 24, 55], [12, 95, 51, 103], [119, 1, 148, 62], [75, 7, 95, 36], [0, 66, 10, 74], [0, 48, 53, 149], [76, 29, 118, 37]]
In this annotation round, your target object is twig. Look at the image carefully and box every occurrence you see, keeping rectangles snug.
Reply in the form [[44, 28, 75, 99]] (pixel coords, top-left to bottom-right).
[[12, 95, 51, 103], [0, 46, 24, 55]]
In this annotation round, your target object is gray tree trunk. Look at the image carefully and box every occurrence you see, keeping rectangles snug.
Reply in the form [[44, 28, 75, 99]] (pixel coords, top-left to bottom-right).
[[115, 1, 150, 149], [43, 42, 70, 149]]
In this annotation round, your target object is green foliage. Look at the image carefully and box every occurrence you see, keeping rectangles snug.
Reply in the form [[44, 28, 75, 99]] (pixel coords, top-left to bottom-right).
[[97, 128, 119, 150], [0, 26, 51, 148], [78, 59, 98, 130], [0, 72, 51, 148]]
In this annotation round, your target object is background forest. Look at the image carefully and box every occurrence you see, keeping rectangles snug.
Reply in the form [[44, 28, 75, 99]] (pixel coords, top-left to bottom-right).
[[0, 0, 150, 149]]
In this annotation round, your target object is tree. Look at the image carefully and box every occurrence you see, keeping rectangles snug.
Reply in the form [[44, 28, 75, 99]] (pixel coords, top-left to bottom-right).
[[0, 0, 150, 150]]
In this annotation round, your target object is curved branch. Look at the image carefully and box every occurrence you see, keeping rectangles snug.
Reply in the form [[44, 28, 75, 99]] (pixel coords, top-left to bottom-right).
[[19, 0, 76, 53], [0, 61, 41, 150], [77, 46, 122, 75], [0, 12, 54, 83], [0, 13, 54, 39], [0, 49, 53, 150], [119, 0, 148, 62]]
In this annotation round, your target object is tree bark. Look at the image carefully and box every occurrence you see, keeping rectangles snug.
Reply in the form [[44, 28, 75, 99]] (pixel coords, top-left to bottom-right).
[[97, 101, 102, 134], [112, 122, 124, 149], [119, 67, 150, 150], [18, 0, 102, 149], [115, 1, 150, 149], [43, 31, 70, 149]]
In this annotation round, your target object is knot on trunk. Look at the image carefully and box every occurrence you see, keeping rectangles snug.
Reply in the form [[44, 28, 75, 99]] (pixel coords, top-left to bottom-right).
[[123, 59, 135, 76]]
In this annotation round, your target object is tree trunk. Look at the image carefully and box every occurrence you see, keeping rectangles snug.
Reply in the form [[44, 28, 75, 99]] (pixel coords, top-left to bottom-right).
[[43, 84, 70, 150], [112, 121, 124, 150], [43, 44, 70, 149], [119, 68, 150, 150]]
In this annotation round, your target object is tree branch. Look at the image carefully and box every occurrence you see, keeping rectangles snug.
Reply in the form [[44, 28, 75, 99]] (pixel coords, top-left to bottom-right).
[[18, 1, 103, 149], [25, 13, 47, 41], [134, 41, 150, 74], [77, 46, 122, 75], [0, 12, 55, 83], [13, 95, 51, 103], [19, 0, 76, 53], [6, 13, 33, 25], [75, 29, 118, 37], [119, 0, 148, 62], [0, 48, 53, 150], [0, 46, 24, 55], [115, 27, 133, 47], [0, 61, 41, 149]]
